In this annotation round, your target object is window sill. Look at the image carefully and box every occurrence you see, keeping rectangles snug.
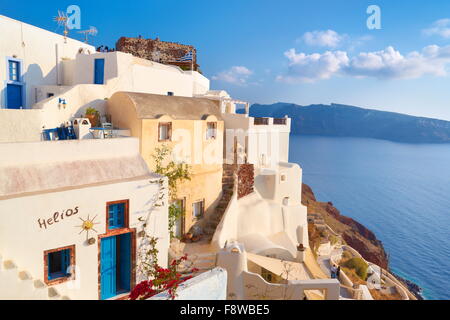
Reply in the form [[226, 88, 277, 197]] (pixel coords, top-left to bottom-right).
[[45, 275, 72, 286]]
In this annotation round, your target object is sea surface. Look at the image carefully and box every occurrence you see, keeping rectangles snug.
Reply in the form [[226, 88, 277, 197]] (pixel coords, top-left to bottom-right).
[[289, 135, 450, 300]]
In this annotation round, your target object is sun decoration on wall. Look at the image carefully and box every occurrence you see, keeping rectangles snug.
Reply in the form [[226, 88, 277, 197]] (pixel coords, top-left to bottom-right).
[[75, 214, 100, 242]]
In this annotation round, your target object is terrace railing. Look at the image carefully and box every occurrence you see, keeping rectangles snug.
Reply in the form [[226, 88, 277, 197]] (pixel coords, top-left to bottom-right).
[[273, 118, 287, 125], [253, 117, 269, 125]]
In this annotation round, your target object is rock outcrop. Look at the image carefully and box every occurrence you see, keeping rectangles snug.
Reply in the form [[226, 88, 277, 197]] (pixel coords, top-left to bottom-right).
[[302, 183, 425, 299], [301, 183, 389, 269]]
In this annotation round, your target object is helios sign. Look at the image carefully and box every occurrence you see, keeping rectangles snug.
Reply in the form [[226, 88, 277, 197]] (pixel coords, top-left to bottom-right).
[[37, 206, 79, 230]]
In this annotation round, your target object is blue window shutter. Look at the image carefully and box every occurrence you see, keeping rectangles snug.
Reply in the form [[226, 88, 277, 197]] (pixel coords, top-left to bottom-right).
[[108, 204, 116, 228], [61, 249, 70, 275], [108, 203, 126, 229], [117, 204, 124, 227], [47, 254, 52, 280]]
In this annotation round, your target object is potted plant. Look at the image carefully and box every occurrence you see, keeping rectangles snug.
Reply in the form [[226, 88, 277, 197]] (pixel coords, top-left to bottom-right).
[[85, 107, 100, 127]]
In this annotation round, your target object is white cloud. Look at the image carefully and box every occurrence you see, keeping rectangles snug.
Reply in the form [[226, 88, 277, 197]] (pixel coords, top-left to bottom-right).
[[301, 30, 345, 48], [278, 49, 349, 83], [423, 19, 450, 38], [278, 45, 450, 83], [212, 66, 253, 85]]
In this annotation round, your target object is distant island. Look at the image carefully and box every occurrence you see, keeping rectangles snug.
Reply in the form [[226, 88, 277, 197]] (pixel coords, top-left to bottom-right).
[[241, 103, 450, 144]]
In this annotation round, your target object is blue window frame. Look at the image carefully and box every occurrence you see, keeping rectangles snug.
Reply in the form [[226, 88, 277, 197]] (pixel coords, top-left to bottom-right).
[[107, 201, 128, 230], [8, 60, 20, 82], [45, 246, 73, 282]]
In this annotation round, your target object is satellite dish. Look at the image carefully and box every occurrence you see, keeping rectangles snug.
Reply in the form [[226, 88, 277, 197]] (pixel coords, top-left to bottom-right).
[[77, 26, 98, 44]]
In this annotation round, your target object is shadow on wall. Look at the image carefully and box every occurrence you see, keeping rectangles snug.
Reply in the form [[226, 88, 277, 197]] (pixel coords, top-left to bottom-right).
[[25, 64, 49, 105], [2, 63, 45, 109], [73, 98, 108, 119]]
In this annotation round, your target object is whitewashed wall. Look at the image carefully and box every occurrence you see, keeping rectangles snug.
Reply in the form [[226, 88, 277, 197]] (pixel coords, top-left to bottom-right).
[[0, 15, 94, 109], [150, 268, 227, 300], [65, 51, 209, 98], [0, 138, 169, 300]]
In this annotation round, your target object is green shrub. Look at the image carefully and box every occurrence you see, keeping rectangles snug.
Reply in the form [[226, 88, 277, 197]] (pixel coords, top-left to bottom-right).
[[343, 257, 368, 281], [342, 251, 352, 260], [85, 107, 99, 115]]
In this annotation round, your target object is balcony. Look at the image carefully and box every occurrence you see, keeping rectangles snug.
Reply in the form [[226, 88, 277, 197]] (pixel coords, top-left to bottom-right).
[[253, 117, 269, 125], [273, 118, 287, 125]]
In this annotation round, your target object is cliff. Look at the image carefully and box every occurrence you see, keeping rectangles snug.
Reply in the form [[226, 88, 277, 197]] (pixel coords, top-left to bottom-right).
[[302, 183, 424, 299], [245, 103, 450, 144], [301, 183, 389, 269]]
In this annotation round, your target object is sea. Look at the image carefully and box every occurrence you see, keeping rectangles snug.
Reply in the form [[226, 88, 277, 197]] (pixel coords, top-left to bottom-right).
[[289, 135, 450, 300]]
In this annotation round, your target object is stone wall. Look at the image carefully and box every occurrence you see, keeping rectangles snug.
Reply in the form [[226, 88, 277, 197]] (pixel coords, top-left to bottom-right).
[[237, 164, 254, 199], [115, 37, 198, 70]]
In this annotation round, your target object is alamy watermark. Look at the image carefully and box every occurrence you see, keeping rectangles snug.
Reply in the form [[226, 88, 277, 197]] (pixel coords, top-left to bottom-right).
[[367, 5, 381, 30]]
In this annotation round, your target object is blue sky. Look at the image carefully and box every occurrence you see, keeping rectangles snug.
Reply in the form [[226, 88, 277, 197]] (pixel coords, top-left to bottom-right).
[[2, 0, 450, 120]]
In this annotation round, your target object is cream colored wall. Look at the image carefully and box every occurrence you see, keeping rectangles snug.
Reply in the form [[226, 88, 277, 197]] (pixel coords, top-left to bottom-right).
[[0, 15, 94, 109], [105, 92, 142, 140], [0, 109, 44, 142], [106, 104, 225, 233], [140, 118, 224, 232]]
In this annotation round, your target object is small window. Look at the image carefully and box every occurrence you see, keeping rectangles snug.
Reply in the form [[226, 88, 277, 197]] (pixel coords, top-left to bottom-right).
[[158, 122, 172, 142], [44, 246, 74, 284], [8, 60, 20, 82], [107, 201, 128, 230], [206, 122, 217, 140], [193, 200, 204, 219], [167, 92, 174, 96]]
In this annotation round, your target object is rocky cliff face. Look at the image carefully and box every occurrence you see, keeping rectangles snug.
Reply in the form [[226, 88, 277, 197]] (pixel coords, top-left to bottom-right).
[[302, 183, 425, 299], [301, 183, 389, 269]]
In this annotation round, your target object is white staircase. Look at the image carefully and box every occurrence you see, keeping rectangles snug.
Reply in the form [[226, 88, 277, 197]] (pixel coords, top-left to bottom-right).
[[0, 253, 70, 300]]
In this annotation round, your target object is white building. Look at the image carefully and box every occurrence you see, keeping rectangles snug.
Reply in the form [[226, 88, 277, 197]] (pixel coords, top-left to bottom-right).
[[0, 137, 168, 300], [0, 14, 209, 143], [1, 13, 314, 300], [195, 90, 309, 260]]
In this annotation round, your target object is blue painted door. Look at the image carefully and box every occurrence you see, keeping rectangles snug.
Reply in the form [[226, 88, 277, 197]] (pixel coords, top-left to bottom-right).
[[100, 233, 132, 299], [118, 233, 132, 292], [100, 236, 116, 300], [94, 59, 105, 84], [7, 84, 22, 109]]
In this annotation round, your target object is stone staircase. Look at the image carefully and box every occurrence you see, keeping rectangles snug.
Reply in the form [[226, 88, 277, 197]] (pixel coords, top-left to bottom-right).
[[0, 253, 70, 300], [203, 164, 237, 240], [180, 252, 217, 276]]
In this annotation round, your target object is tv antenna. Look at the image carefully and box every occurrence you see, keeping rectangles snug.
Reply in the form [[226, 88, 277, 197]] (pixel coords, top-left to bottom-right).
[[53, 10, 69, 41], [78, 26, 98, 44]]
